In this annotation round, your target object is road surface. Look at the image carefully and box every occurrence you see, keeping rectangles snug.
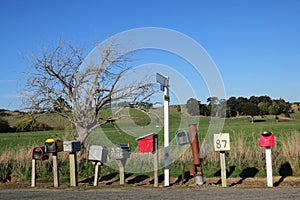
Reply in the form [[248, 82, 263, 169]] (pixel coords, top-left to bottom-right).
[[0, 187, 299, 200]]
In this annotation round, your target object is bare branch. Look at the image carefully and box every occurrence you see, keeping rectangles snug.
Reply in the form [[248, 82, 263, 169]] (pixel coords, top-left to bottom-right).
[[23, 38, 156, 145]]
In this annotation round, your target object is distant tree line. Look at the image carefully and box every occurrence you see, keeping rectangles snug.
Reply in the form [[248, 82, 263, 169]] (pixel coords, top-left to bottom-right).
[[186, 95, 292, 122]]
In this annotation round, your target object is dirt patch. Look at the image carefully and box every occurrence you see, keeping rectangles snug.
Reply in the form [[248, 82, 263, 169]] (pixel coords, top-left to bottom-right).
[[1, 176, 299, 189]]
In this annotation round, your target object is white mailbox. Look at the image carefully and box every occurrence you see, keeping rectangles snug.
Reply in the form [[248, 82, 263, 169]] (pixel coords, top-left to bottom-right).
[[88, 145, 108, 163], [63, 140, 81, 152]]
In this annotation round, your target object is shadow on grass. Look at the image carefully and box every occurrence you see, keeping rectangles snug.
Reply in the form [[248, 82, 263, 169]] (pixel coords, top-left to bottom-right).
[[149, 174, 164, 185], [173, 172, 193, 185], [230, 167, 259, 186], [274, 162, 293, 187], [127, 175, 150, 185], [78, 172, 119, 184], [105, 173, 133, 185], [213, 165, 236, 185], [100, 172, 118, 182]]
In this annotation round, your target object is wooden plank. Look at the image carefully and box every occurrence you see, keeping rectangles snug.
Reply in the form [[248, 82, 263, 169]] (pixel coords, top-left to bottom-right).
[[31, 159, 36, 187], [52, 153, 59, 187], [69, 152, 78, 187], [220, 151, 227, 187], [93, 162, 101, 186]]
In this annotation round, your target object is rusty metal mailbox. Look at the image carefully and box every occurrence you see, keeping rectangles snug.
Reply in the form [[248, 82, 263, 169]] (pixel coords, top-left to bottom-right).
[[32, 146, 49, 161], [260, 131, 275, 147], [110, 144, 131, 160], [45, 138, 64, 153], [63, 140, 81, 153], [136, 133, 157, 153], [175, 129, 190, 145], [88, 145, 108, 163]]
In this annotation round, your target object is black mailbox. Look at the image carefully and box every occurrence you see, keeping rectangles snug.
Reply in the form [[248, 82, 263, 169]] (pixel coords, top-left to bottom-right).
[[32, 146, 49, 161], [110, 144, 131, 160]]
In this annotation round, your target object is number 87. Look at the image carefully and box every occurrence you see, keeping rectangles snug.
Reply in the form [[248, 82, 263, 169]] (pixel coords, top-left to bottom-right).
[[216, 139, 227, 149]]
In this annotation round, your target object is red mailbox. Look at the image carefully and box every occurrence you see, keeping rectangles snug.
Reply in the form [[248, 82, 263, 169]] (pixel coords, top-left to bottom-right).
[[136, 133, 157, 153], [260, 131, 275, 147], [32, 146, 49, 161]]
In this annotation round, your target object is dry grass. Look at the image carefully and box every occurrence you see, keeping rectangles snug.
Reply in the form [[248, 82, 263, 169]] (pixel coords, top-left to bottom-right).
[[0, 131, 299, 182]]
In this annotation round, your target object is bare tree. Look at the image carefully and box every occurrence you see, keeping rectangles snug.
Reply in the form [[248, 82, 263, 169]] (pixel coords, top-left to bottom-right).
[[23, 39, 155, 145]]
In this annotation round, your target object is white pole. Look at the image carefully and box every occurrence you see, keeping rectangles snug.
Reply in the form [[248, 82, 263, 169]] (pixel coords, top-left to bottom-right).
[[164, 77, 170, 187], [265, 147, 273, 187]]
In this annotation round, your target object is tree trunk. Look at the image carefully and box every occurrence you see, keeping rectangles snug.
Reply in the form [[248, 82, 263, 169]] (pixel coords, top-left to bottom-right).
[[76, 126, 89, 145]]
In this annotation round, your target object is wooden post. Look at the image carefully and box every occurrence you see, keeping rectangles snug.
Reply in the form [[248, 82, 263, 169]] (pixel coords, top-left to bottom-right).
[[220, 151, 227, 187], [52, 152, 59, 188], [93, 162, 101, 186], [31, 159, 36, 187], [119, 159, 126, 185], [181, 162, 186, 185], [69, 152, 78, 187], [153, 136, 158, 187]]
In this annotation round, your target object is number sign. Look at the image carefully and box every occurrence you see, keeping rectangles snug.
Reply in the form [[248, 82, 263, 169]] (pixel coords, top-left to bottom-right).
[[214, 133, 230, 151]]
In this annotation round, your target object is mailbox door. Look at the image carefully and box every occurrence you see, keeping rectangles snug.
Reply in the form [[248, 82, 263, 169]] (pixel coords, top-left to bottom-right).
[[260, 134, 275, 147], [89, 145, 108, 163], [138, 136, 154, 152], [45, 142, 57, 153], [32, 146, 48, 161], [176, 130, 190, 145]]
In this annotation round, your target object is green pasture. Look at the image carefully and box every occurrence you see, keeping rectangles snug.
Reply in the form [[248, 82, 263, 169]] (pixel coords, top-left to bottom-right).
[[1, 109, 300, 153]]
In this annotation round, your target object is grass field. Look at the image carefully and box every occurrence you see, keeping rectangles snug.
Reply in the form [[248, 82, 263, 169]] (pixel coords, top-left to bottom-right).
[[0, 108, 299, 182]]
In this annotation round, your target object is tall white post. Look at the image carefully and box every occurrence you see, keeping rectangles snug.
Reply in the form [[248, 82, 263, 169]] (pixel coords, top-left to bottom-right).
[[164, 77, 170, 187], [265, 147, 273, 187]]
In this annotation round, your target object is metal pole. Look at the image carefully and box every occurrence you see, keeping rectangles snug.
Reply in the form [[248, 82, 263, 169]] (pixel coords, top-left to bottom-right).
[[154, 135, 159, 187], [164, 77, 170, 187], [188, 124, 204, 185], [265, 147, 273, 187]]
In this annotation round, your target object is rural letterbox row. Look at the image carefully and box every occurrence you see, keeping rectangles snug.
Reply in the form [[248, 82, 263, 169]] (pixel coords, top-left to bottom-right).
[[63, 140, 81, 153], [32, 146, 49, 161], [175, 129, 190, 145], [110, 144, 131, 160], [45, 138, 64, 153], [260, 131, 275, 147], [88, 145, 108, 163]]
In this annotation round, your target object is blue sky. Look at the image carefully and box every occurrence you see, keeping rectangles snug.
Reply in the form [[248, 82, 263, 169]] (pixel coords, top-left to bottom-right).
[[0, 0, 300, 110]]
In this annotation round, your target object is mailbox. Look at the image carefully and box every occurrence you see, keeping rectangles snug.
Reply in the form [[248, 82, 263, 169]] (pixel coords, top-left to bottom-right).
[[136, 133, 158, 153], [260, 131, 275, 147], [88, 145, 108, 163], [32, 146, 49, 161], [63, 140, 81, 152], [45, 138, 63, 153], [175, 129, 190, 145], [110, 144, 131, 160]]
